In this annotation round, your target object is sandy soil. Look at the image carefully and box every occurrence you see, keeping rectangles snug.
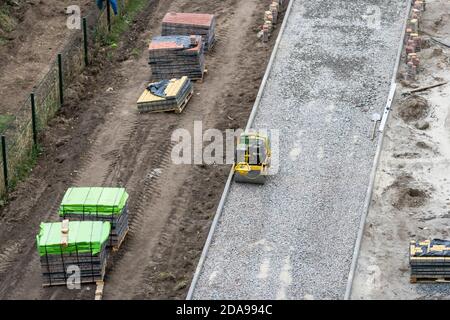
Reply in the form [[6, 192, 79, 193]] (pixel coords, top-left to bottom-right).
[[351, 0, 450, 299], [0, 0, 93, 115], [0, 0, 285, 299]]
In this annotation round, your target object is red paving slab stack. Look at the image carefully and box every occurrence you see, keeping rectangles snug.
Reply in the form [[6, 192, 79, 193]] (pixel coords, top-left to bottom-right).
[[162, 12, 216, 51], [148, 35, 205, 80]]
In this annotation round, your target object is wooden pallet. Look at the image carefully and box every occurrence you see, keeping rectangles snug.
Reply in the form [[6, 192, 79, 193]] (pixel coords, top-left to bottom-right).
[[42, 277, 103, 287], [174, 90, 193, 114], [410, 276, 450, 283], [138, 90, 193, 114], [194, 68, 208, 83], [95, 280, 104, 300], [112, 227, 129, 252]]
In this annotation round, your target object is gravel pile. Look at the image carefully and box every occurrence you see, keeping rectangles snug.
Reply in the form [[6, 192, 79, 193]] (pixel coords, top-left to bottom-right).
[[192, 0, 408, 299]]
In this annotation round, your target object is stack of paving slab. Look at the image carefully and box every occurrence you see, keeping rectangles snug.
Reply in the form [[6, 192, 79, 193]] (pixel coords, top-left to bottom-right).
[[59, 187, 129, 249], [162, 12, 216, 51], [137, 76, 193, 113], [410, 239, 450, 282], [148, 35, 205, 80], [36, 220, 110, 286]]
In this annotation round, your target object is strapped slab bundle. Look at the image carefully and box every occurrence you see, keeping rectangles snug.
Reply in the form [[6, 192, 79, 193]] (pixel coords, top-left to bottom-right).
[[161, 12, 216, 51], [36, 220, 110, 286], [59, 187, 129, 249], [410, 239, 450, 282], [148, 35, 205, 80], [137, 76, 193, 113]]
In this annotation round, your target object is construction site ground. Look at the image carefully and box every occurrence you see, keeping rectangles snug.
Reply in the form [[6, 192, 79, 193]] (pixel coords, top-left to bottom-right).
[[191, 0, 409, 300], [0, 0, 284, 299], [0, 0, 93, 116], [351, 0, 450, 300]]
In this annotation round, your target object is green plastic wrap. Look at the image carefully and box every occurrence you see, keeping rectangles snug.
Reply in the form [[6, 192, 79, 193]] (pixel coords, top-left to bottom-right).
[[36, 221, 111, 256], [58, 187, 129, 216]]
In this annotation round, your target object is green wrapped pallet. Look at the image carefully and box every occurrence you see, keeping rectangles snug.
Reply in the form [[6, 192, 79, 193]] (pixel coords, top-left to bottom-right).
[[36, 221, 111, 286], [36, 220, 110, 256], [58, 187, 129, 216], [58, 187, 129, 249]]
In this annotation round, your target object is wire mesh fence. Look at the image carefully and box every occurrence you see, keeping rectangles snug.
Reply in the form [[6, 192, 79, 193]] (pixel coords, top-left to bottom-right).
[[0, 0, 132, 197]]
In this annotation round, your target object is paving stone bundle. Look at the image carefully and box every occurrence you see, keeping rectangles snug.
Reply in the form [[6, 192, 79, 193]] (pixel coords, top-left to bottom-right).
[[410, 239, 450, 282], [59, 187, 129, 249], [137, 76, 193, 113], [162, 12, 216, 51], [148, 35, 205, 80], [36, 220, 110, 286]]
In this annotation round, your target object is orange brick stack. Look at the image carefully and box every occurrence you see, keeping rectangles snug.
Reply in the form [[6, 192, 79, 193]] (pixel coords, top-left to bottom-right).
[[148, 35, 205, 80], [405, 0, 426, 81], [162, 12, 216, 51]]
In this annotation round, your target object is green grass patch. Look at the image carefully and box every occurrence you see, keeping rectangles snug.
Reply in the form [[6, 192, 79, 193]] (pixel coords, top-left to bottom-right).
[[0, 5, 16, 48], [0, 144, 40, 203], [97, 0, 147, 47], [0, 114, 15, 133], [9, 145, 40, 191], [131, 47, 140, 59], [0, 6, 16, 34]]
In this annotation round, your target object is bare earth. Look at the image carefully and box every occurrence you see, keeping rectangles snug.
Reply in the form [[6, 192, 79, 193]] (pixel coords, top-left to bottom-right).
[[351, 0, 450, 300], [0, 0, 284, 299], [0, 0, 93, 115]]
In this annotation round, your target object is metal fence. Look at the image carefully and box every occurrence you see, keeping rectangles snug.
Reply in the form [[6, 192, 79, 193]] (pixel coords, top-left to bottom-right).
[[0, 0, 131, 196]]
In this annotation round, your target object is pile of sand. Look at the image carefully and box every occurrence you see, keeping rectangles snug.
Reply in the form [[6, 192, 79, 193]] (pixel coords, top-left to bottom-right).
[[398, 95, 429, 122], [388, 175, 429, 209]]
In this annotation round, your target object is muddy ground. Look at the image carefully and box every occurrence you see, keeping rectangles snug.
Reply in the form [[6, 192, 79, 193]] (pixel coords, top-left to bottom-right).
[[0, 0, 285, 299], [351, 0, 450, 299], [0, 0, 93, 116]]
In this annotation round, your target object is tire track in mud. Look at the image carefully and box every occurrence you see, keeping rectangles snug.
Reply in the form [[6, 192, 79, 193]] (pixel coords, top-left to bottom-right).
[[0, 191, 74, 299], [104, 124, 176, 276], [0, 241, 22, 274]]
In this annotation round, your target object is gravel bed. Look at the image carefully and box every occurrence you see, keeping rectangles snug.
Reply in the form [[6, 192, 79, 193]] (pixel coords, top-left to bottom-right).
[[192, 0, 408, 299]]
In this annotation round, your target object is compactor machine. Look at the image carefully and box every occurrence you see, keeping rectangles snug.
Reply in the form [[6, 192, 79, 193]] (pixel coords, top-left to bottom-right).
[[234, 131, 272, 184]]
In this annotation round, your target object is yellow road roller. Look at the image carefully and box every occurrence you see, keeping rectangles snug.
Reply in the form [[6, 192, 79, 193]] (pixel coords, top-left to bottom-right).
[[234, 131, 271, 184]]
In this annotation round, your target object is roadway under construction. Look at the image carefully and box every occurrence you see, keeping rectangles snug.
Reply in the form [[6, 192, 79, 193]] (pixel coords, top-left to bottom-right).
[[189, 0, 409, 299]]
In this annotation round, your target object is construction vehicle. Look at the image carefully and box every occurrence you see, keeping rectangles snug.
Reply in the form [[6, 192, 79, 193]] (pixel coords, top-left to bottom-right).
[[234, 131, 272, 184]]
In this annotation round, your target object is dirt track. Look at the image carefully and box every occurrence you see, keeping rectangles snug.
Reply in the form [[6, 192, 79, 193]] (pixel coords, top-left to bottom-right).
[[0, 0, 284, 299]]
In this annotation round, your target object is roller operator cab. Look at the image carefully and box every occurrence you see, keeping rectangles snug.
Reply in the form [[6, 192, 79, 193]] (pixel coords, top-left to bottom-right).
[[234, 132, 272, 184]]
